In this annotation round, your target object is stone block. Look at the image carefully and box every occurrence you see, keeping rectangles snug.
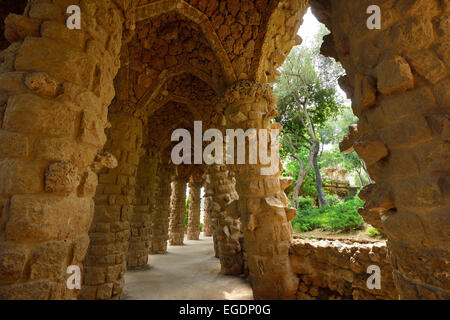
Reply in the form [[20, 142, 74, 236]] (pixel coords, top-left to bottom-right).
[[0, 159, 45, 195], [376, 55, 414, 95], [0, 131, 29, 158], [407, 50, 447, 84], [4, 94, 77, 138], [6, 195, 93, 242], [15, 37, 96, 87]]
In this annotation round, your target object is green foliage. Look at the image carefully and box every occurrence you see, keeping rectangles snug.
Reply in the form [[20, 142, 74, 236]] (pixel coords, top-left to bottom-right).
[[292, 196, 365, 232], [325, 194, 341, 206], [366, 226, 381, 237], [297, 196, 315, 211]]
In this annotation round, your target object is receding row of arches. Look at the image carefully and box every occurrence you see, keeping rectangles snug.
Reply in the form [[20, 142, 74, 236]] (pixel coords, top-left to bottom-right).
[[0, 0, 448, 300]]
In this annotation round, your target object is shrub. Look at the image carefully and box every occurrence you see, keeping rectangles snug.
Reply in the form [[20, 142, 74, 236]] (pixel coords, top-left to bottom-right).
[[366, 226, 381, 237], [292, 196, 365, 232], [325, 194, 341, 206], [297, 196, 315, 212]]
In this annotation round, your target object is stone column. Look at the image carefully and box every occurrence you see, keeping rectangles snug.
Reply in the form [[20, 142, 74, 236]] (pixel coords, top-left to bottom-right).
[[0, 1, 125, 299], [187, 169, 203, 240], [204, 172, 220, 257], [169, 174, 188, 246], [81, 111, 143, 300], [310, 0, 450, 299], [202, 196, 212, 237], [126, 152, 158, 269], [209, 165, 244, 276], [187, 180, 202, 241], [224, 80, 299, 299], [150, 163, 173, 254]]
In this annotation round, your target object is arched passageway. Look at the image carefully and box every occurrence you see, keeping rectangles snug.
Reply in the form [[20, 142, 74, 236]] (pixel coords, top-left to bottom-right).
[[0, 0, 448, 300]]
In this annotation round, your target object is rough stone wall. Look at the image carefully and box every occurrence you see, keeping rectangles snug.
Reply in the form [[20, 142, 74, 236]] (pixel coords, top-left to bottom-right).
[[310, 0, 450, 299], [169, 175, 187, 246], [80, 111, 142, 300], [209, 165, 244, 276], [127, 152, 158, 269], [150, 162, 173, 254], [0, 0, 125, 299], [323, 180, 351, 198], [290, 239, 398, 300]]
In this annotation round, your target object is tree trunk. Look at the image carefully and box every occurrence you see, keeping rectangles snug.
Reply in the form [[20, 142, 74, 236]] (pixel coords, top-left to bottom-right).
[[356, 169, 364, 188], [313, 141, 328, 207]]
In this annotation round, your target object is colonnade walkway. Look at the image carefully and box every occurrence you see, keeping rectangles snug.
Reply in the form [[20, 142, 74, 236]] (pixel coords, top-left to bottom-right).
[[123, 234, 253, 300]]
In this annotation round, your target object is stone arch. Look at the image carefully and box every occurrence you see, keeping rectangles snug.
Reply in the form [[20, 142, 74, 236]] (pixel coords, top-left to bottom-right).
[[136, 64, 220, 111], [254, 0, 307, 82], [0, 0, 448, 301], [134, 0, 237, 84]]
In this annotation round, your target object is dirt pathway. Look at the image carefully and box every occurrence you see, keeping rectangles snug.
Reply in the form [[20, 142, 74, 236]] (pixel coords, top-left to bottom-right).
[[122, 234, 253, 300]]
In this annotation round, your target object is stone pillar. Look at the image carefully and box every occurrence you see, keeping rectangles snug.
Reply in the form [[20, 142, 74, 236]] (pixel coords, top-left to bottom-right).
[[224, 80, 298, 299], [310, 0, 450, 299], [204, 172, 220, 257], [0, 1, 124, 299], [202, 196, 212, 237], [169, 174, 187, 246], [187, 180, 202, 241], [80, 111, 142, 300], [126, 152, 158, 269], [150, 163, 173, 254], [187, 169, 203, 240], [209, 165, 244, 276]]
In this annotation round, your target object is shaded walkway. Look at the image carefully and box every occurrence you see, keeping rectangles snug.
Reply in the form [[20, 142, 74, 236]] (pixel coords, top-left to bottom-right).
[[123, 235, 253, 300]]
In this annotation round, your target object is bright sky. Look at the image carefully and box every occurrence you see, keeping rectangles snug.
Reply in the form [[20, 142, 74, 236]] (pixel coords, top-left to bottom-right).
[[296, 8, 351, 108], [297, 8, 322, 47]]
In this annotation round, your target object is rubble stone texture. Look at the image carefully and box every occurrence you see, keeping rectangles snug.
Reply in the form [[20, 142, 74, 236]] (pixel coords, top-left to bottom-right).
[[310, 0, 450, 299], [202, 195, 212, 237], [290, 239, 398, 300], [187, 171, 203, 240], [224, 80, 299, 299], [209, 165, 244, 276], [127, 152, 158, 269], [150, 162, 173, 254], [81, 111, 142, 300], [0, 0, 448, 300], [169, 174, 188, 246]]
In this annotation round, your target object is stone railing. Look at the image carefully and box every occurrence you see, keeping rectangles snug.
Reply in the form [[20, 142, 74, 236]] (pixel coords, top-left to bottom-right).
[[289, 238, 399, 300]]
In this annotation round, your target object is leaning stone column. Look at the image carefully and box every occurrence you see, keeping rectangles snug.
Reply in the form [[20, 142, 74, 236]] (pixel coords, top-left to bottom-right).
[[150, 163, 173, 254], [209, 165, 244, 276], [187, 170, 203, 240], [0, 1, 125, 299], [223, 80, 299, 299], [169, 171, 188, 246]]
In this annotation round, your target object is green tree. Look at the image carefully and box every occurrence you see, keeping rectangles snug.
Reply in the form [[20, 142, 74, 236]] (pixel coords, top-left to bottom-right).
[[318, 107, 372, 187], [275, 25, 344, 208]]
